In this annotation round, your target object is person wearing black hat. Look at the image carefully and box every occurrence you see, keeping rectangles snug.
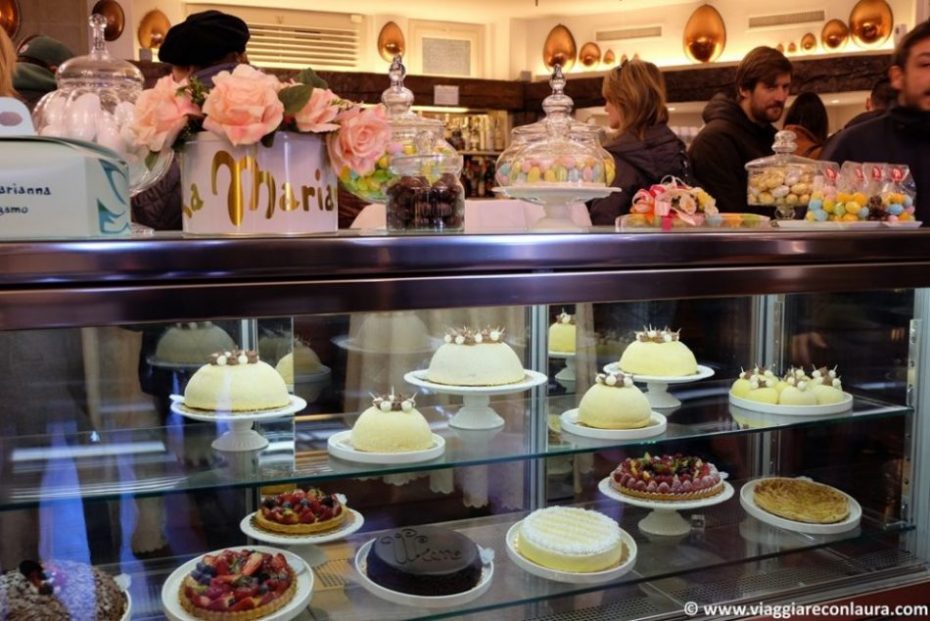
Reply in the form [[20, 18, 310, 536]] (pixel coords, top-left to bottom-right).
[[157, 10, 250, 88]]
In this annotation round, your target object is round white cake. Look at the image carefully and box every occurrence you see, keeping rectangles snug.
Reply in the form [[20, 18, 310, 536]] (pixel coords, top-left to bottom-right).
[[275, 343, 323, 384], [548, 311, 576, 354], [154, 322, 236, 365], [184, 350, 290, 411], [578, 373, 651, 429], [351, 393, 433, 452], [352, 311, 430, 353], [619, 328, 697, 377], [426, 327, 525, 386], [517, 507, 624, 573]]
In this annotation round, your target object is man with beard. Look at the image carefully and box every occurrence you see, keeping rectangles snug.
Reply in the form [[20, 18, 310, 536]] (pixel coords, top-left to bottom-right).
[[688, 47, 792, 212], [822, 21, 930, 222]]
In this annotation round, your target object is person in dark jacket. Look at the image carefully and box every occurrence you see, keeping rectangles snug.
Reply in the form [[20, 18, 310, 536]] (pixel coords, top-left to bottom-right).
[[844, 76, 898, 130], [131, 10, 251, 230], [688, 46, 792, 212], [821, 21, 930, 223], [587, 59, 688, 225]]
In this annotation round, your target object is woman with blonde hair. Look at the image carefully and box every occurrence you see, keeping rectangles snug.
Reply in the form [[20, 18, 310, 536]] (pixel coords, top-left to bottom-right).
[[0, 27, 18, 98], [588, 59, 688, 224]]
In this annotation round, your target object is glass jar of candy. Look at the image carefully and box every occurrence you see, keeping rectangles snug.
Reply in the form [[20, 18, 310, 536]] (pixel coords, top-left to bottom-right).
[[745, 130, 822, 220]]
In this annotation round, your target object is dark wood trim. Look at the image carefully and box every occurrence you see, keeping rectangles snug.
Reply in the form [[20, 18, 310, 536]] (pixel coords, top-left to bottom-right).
[[136, 53, 891, 114]]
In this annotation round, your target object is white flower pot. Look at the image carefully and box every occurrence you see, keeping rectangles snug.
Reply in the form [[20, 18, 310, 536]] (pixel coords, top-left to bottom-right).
[[180, 132, 338, 235]]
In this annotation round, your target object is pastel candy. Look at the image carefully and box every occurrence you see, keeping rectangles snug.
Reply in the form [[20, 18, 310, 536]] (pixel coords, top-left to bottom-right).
[[858, 207, 870, 219], [889, 204, 904, 215], [814, 209, 828, 221]]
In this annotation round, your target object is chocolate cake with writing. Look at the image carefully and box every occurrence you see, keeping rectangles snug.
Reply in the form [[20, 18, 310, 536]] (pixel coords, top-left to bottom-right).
[[366, 526, 482, 596]]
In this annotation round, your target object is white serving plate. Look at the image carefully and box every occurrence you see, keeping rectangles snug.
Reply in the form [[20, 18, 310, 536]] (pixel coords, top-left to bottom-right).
[[728, 391, 853, 416], [505, 521, 637, 584], [169, 394, 307, 422], [161, 546, 313, 621], [331, 335, 440, 355], [602, 364, 715, 384], [559, 409, 667, 440], [403, 369, 548, 395], [739, 477, 861, 535], [354, 538, 494, 608], [598, 477, 735, 511], [327, 430, 445, 464], [883, 220, 922, 228], [240, 507, 365, 545]]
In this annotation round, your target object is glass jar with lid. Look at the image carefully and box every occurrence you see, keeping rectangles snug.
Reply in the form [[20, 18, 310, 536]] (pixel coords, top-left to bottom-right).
[[498, 66, 612, 188], [385, 136, 465, 231], [495, 122, 614, 188], [340, 57, 460, 204], [745, 130, 823, 219], [32, 14, 173, 195]]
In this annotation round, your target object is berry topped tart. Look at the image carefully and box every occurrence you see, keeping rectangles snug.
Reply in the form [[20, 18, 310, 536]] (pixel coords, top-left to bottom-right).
[[254, 488, 347, 536], [179, 549, 296, 621], [611, 453, 724, 501]]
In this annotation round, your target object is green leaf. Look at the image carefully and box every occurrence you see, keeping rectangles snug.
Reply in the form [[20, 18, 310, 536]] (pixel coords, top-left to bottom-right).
[[144, 150, 160, 170], [278, 84, 313, 116], [295, 67, 328, 89]]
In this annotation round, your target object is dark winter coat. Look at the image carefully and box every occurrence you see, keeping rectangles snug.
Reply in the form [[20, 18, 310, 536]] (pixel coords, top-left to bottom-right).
[[687, 93, 777, 212], [821, 106, 930, 223], [587, 124, 689, 225]]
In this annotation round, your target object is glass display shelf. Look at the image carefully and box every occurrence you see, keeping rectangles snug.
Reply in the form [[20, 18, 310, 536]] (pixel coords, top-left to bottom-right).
[[112, 491, 918, 621], [0, 387, 910, 510]]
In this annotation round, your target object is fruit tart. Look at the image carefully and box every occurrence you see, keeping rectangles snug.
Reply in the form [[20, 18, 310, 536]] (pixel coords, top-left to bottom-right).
[[611, 453, 724, 501], [179, 549, 296, 621], [254, 488, 347, 536]]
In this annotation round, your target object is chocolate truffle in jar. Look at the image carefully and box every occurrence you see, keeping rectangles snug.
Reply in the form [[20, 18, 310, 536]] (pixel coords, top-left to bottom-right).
[[386, 155, 465, 231]]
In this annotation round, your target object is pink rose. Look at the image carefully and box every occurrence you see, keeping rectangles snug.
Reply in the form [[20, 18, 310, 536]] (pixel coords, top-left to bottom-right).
[[132, 75, 200, 152], [326, 105, 390, 176], [294, 88, 340, 133], [202, 65, 284, 146]]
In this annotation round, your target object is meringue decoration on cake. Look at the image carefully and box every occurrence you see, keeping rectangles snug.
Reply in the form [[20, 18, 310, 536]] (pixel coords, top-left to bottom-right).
[[610, 453, 724, 501], [729, 365, 851, 414], [426, 327, 525, 386], [548, 310, 576, 354], [618, 327, 698, 377], [516, 507, 624, 572], [183, 350, 290, 412]]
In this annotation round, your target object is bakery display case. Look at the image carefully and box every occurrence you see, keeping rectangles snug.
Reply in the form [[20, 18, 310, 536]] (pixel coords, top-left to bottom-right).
[[0, 229, 929, 620]]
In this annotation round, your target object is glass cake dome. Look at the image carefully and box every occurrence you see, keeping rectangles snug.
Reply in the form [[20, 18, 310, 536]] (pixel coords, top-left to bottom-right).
[[32, 14, 173, 195]]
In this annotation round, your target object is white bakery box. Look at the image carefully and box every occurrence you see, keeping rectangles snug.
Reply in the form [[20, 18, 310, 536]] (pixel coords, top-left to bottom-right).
[[0, 98, 130, 239]]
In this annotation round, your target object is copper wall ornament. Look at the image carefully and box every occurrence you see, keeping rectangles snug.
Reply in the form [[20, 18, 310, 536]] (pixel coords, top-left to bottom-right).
[[849, 0, 893, 48], [0, 0, 19, 38], [683, 4, 726, 64], [579, 41, 601, 67], [543, 24, 577, 70], [92, 0, 125, 41], [377, 21, 405, 62], [137, 9, 170, 49], [821, 19, 849, 50], [801, 32, 817, 51], [603, 49, 615, 65]]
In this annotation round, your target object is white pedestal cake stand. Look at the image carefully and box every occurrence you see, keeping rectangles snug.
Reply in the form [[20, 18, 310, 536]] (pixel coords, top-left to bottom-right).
[[494, 185, 621, 232], [169, 395, 307, 452], [549, 350, 576, 388], [598, 477, 734, 536], [404, 370, 548, 430], [240, 504, 365, 567], [603, 363, 715, 409]]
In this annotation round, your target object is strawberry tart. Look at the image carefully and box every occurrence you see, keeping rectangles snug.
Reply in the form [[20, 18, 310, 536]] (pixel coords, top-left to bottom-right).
[[254, 488, 347, 536], [610, 453, 724, 501], [179, 549, 296, 620]]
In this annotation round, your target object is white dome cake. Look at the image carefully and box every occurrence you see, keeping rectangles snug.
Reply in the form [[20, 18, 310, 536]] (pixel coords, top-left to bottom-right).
[[730, 367, 760, 399], [352, 311, 430, 353], [578, 372, 651, 429], [274, 341, 323, 384], [351, 392, 433, 452], [548, 311, 576, 354], [426, 327, 525, 386], [618, 327, 697, 377], [154, 321, 236, 365], [811, 366, 845, 404], [184, 349, 290, 411], [517, 507, 624, 573], [740, 370, 779, 404]]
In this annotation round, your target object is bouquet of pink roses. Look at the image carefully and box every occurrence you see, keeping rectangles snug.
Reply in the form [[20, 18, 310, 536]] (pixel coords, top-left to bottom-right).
[[131, 64, 390, 179]]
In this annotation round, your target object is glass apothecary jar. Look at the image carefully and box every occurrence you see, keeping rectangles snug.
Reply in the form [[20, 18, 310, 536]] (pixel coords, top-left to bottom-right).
[[385, 149, 466, 231], [341, 57, 460, 204], [32, 14, 172, 195], [745, 130, 823, 220]]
